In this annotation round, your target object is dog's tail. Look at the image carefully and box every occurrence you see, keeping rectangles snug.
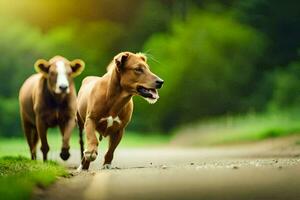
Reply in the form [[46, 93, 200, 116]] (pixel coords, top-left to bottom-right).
[[76, 112, 84, 159]]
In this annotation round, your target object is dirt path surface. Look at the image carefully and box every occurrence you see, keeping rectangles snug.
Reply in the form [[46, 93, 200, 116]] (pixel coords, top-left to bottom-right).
[[33, 136, 300, 200]]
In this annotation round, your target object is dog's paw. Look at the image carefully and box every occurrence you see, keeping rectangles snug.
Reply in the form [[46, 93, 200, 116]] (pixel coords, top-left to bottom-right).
[[60, 148, 70, 161], [102, 164, 112, 170], [77, 164, 83, 172], [84, 150, 98, 162], [79, 158, 91, 170]]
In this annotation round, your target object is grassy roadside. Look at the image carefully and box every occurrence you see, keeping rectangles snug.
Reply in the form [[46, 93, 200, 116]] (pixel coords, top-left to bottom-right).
[[0, 130, 171, 200], [0, 156, 67, 200], [0, 131, 79, 200], [172, 109, 300, 146], [0, 130, 171, 157]]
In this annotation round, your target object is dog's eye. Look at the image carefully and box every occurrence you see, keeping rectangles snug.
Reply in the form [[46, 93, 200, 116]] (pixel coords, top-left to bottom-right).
[[134, 68, 143, 73]]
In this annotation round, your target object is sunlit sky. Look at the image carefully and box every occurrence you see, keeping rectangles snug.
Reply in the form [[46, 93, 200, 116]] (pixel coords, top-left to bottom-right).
[[0, 0, 141, 30]]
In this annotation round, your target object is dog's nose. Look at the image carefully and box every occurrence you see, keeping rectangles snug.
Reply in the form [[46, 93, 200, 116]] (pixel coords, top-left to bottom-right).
[[59, 85, 69, 92], [156, 79, 164, 89]]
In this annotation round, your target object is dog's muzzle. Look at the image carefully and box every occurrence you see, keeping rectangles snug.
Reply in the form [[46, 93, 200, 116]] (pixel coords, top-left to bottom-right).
[[155, 79, 164, 89]]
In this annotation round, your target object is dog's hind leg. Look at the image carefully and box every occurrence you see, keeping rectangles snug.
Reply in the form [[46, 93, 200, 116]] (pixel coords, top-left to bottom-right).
[[77, 112, 85, 159]]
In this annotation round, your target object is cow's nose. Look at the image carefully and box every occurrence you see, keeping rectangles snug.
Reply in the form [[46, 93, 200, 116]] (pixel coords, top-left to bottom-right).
[[155, 79, 164, 89], [59, 85, 68, 92]]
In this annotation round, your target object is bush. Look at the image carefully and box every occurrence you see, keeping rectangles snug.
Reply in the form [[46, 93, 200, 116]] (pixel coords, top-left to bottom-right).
[[0, 20, 41, 136], [268, 61, 300, 110], [133, 11, 265, 131], [0, 98, 20, 137]]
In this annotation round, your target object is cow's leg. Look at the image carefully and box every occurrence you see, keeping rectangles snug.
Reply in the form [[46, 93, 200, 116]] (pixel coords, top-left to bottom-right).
[[80, 117, 98, 170], [59, 118, 75, 161], [22, 120, 38, 160], [103, 130, 123, 169], [36, 117, 49, 161], [77, 112, 85, 159], [31, 127, 39, 160]]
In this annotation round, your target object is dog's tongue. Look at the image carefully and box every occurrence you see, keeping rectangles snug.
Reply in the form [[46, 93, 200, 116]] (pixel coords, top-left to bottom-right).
[[149, 89, 159, 99]]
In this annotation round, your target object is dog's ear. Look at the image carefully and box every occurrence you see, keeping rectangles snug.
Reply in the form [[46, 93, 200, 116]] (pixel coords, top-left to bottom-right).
[[34, 59, 50, 77], [114, 52, 130, 71], [140, 55, 147, 62], [137, 53, 147, 62], [70, 59, 85, 77]]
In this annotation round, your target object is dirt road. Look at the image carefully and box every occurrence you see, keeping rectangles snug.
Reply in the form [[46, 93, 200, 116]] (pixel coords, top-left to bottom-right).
[[34, 136, 300, 200]]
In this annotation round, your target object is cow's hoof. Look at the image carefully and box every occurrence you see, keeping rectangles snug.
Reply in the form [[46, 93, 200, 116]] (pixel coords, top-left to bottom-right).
[[84, 150, 98, 162], [60, 148, 70, 161], [102, 164, 112, 170]]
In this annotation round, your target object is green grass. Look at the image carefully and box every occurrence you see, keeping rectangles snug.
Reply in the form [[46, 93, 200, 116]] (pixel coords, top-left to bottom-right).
[[0, 129, 171, 157], [173, 109, 300, 146], [0, 130, 170, 200], [0, 156, 67, 200]]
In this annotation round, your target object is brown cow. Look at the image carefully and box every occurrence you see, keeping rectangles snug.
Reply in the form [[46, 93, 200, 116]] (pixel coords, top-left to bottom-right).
[[77, 52, 163, 170], [19, 56, 85, 161]]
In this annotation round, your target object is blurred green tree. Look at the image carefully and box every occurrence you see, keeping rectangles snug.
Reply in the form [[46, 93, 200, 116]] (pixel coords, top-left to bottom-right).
[[131, 11, 264, 131], [235, 0, 300, 68], [268, 61, 300, 110], [0, 20, 41, 136]]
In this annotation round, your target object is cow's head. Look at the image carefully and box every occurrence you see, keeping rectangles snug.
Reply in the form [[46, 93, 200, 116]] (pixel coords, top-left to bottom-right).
[[34, 56, 85, 94]]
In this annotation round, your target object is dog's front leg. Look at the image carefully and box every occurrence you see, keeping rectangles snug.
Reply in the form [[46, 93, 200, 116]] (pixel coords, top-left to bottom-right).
[[59, 118, 75, 161], [103, 129, 124, 169], [79, 117, 98, 170]]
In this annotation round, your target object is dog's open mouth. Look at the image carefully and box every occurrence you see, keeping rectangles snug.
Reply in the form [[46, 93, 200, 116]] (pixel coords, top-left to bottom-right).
[[137, 86, 159, 104]]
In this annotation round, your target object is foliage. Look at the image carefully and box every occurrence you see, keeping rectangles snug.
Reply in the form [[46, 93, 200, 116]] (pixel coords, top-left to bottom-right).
[[137, 11, 264, 131], [172, 108, 300, 146], [0, 0, 299, 136], [235, 0, 300, 68], [267, 61, 300, 110], [0, 20, 45, 136], [0, 98, 20, 137]]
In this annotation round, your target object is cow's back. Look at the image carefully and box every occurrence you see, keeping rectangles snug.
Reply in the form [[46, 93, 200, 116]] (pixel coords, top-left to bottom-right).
[[19, 74, 41, 125]]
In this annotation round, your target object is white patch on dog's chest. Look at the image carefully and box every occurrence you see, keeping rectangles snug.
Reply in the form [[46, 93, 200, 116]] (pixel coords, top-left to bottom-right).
[[100, 116, 122, 128]]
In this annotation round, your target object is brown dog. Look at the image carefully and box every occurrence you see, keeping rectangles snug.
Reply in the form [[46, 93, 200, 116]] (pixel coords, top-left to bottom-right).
[[19, 56, 85, 161], [77, 52, 163, 170]]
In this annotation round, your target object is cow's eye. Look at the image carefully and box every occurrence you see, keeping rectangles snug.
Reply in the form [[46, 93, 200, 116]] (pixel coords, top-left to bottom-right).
[[134, 68, 143, 73]]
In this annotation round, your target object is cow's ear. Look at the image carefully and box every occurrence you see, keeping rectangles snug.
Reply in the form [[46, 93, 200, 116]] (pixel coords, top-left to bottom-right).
[[34, 59, 50, 76], [70, 59, 85, 77], [114, 52, 130, 71]]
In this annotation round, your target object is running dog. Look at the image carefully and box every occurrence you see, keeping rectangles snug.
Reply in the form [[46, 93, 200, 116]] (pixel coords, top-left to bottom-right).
[[77, 52, 163, 170]]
